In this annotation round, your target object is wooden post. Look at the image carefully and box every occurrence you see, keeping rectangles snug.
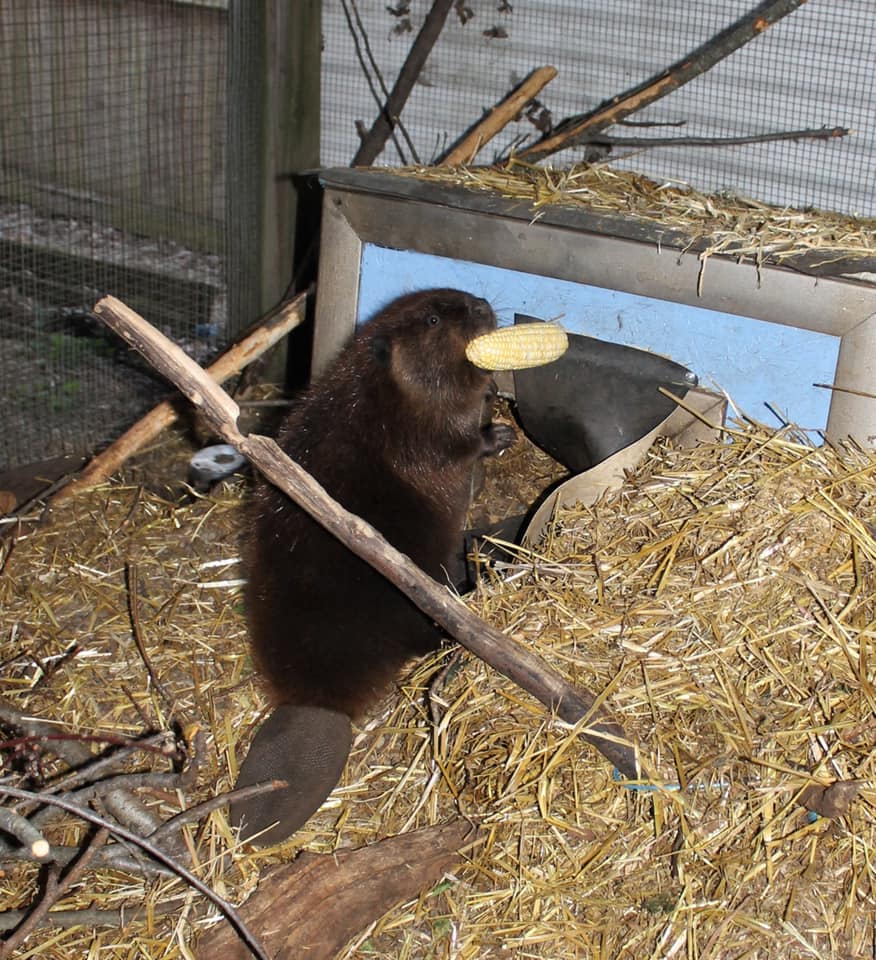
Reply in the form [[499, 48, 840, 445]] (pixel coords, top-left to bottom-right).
[[226, 1, 321, 337]]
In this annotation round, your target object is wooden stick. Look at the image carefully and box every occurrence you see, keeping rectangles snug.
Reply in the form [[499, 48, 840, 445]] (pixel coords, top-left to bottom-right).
[[518, 0, 809, 163], [53, 292, 307, 501], [814, 382, 876, 401], [352, 0, 455, 167], [441, 66, 558, 167], [91, 295, 642, 780], [580, 125, 850, 150], [0, 826, 110, 959]]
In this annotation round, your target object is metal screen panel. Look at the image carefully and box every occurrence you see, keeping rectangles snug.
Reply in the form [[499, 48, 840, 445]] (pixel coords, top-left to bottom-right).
[[0, 0, 229, 472], [321, 0, 875, 217]]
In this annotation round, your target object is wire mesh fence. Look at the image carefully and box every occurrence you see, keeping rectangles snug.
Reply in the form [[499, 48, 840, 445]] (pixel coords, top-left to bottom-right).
[[0, 0, 230, 472], [321, 0, 875, 217], [2, 0, 873, 474]]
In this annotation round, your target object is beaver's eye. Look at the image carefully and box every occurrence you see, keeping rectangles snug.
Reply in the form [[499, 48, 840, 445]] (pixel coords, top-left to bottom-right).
[[427, 313, 440, 326]]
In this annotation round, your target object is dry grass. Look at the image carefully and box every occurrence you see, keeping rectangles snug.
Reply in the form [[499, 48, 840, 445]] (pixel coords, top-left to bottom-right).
[[394, 161, 876, 275], [2, 418, 876, 958]]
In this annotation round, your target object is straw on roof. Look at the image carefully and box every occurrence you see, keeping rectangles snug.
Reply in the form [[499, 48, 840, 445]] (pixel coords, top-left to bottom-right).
[[395, 161, 876, 272]]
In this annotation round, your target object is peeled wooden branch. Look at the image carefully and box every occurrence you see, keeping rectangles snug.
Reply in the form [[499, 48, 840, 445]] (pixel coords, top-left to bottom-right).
[[91, 295, 642, 780], [519, 0, 810, 162], [53, 291, 307, 502], [0, 808, 49, 862], [441, 66, 558, 166]]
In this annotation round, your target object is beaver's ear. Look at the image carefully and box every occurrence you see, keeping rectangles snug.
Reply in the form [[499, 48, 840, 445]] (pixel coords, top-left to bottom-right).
[[371, 334, 392, 367]]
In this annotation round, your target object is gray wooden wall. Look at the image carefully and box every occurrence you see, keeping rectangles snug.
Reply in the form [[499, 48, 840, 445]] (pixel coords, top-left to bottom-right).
[[0, 0, 227, 251]]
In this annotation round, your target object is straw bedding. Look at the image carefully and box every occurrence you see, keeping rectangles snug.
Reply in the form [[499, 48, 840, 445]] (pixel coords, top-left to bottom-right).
[[2, 162, 875, 957], [2, 414, 874, 958]]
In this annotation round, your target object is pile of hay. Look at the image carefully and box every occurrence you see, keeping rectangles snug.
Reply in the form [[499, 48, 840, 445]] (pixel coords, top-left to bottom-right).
[[398, 161, 876, 269], [2, 417, 875, 958], [347, 420, 876, 958]]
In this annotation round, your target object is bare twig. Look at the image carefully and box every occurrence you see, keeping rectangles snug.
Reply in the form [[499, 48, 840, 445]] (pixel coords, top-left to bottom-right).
[[352, 0, 455, 166], [124, 560, 175, 714], [0, 701, 165, 838], [582, 125, 849, 149], [145, 779, 288, 846], [40, 731, 178, 797], [341, 0, 420, 163], [0, 696, 93, 769], [0, 841, 173, 878], [30, 770, 184, 832], [519, 0, 810, 162], [440, 66, 558, 166], [814, 382, 876, 401], [0, 898, 182, 933], [0, 826, 110, 958], [0, 785, 270, 960]]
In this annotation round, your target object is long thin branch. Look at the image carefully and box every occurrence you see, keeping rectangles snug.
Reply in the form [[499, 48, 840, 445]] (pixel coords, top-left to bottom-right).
[[519, 0, 810, 162], [0, 899, 182, 933], [585, 125, 849, 149], [91, 296, 642, 780], [125, 560, 175, 714], [342, 0, 420, 164], [0, 841, 174, 878], [352, 0, 455, 166], [0, 786, 270, 960], [145, 780, 287, 846], [30, 771, 183, 831]]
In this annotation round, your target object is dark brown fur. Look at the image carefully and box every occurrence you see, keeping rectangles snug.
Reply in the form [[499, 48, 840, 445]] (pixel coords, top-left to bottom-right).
[[245, 289, 514, 720]]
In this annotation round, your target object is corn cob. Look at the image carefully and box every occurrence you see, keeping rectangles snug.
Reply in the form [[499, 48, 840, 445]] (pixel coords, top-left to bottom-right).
[[465, 322, 568, 371]]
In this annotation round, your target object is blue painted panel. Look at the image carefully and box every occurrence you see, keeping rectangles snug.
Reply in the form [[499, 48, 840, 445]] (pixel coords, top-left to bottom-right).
[[358, 245, 839, 433]]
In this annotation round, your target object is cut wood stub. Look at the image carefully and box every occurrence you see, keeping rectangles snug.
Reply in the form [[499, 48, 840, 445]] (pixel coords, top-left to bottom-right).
[[196, 819, 478, 960]]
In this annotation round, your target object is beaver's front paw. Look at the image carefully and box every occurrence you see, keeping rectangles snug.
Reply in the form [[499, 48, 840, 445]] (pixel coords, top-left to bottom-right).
[[481, 422, 518, 457]]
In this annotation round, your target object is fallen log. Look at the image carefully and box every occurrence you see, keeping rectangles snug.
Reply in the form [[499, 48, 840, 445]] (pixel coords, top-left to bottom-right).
[[196, 819, 477, 959]]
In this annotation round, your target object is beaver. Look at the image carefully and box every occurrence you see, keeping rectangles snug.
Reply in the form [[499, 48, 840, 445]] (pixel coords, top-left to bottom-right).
[[230, 289, 516, 844]]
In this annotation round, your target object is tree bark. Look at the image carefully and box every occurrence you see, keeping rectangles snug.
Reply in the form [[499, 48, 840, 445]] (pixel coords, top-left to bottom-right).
[[195, 820, 476, 960]]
